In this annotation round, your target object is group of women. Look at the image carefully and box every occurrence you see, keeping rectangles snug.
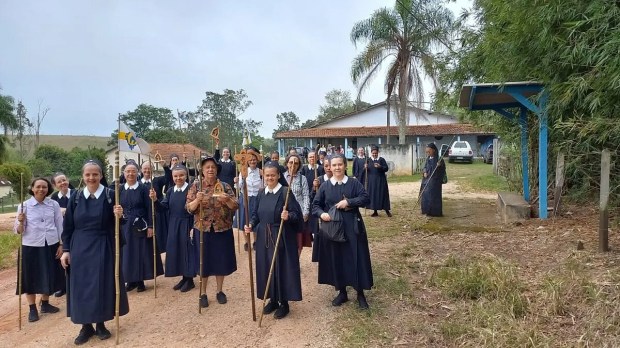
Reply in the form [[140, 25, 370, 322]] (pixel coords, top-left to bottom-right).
[[17, 143, 444, 345]]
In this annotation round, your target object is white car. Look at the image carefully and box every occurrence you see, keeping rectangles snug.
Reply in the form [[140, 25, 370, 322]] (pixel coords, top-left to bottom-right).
[[448, 141, 474, 163]]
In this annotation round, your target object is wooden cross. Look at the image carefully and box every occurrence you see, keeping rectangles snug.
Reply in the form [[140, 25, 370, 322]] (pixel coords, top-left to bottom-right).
[[234, 148, 260, 178]]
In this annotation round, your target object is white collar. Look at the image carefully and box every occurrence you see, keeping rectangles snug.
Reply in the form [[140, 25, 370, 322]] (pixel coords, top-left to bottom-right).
[[330, 176, 349, 186], [175, 182, 189, 192], [84, 184, 104, 199], [357, 156, 365, 159], [57, 188, 71, 199], [264, 183, 282, 195], [371, 156, 379, 161], [26, 196, 53, 206], [124, 182, 139, 190], [141, 178, 151, 184], [323, 174, 331, 181], [221, 158, 231, 163]]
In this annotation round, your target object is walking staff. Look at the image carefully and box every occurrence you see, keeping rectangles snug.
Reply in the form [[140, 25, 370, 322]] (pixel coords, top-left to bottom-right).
[[148, 154, 158, 298], [234, 148, 258, 321], [17, 173, 24, 330], [258, 178, 292, 327], [114, 140, 121, 344], [196, 155, 205, 314], [234, 145, 241, 254]]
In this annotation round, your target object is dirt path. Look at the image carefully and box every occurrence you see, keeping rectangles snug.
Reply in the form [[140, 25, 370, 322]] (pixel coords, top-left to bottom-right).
[[0, 231, 339, 347], [0, 179, 495, 347]]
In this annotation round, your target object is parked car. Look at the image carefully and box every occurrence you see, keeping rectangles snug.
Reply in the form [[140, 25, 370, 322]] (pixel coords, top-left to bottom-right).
[[448, 141, 474, 163], [482, 144, 494, 164]]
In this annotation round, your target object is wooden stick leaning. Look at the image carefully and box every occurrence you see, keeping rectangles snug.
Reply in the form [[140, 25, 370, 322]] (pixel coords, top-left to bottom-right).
[[148, 154, 157, 298], [197, 155, 204, 314], [234, 145, 241, 255], [364, 158, 368, 216], [114, 149, 121, 344], [234, 148, 257, 321], [18, 173, 24, 330], [258, 177, 293, 328]]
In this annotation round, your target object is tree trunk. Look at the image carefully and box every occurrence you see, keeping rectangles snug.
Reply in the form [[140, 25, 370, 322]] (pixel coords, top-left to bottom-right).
[[398, 94, 407, 145], [386, 97, 391, 145]]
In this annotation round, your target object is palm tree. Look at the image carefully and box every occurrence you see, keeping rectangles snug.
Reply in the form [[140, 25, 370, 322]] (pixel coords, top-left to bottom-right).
[[351, 0, 454, 144], [0, 93, 19, 163]]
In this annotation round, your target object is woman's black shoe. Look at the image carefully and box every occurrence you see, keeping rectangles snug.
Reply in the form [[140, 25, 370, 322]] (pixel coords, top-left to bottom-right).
[[126, 282, 137, 292], [180, 279, 195, 292], [74, 325, 95, 345], [200, 294, 209, 308], [274, 302, 290, 319], [216, 291, 227, 304], [385, 210, 392, 217], [371, 211, 379, 217], [95, 323, 111, 340], [40, 302, 60, 313], [28, 309, 39, 322], [54, 290, 66, 297], [262, 300, 278, 314], [173, 278, 187, 291], [332, 291, 349, 306], [357, 293, 369, 309], [136, 282, 146, 292]]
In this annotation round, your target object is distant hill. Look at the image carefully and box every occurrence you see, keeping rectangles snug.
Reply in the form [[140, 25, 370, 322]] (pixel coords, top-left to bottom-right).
[[8, 134, 110, 155]]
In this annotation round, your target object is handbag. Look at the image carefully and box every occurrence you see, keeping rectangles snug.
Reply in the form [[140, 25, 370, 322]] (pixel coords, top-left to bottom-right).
[[131, 217, 148, 235], [319, 206, 346, 242]]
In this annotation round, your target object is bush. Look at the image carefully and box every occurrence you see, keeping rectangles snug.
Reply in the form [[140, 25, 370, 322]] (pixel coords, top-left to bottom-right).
[[0, 162, 32, 198]]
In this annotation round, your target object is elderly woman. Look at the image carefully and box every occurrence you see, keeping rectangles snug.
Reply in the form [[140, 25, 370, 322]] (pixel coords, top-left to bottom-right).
[[120, 160, 163, 293], [61, 160, 128, 345], [244, 162, 303, 319], [150, 165, 197, 292], [420, 143, 446, 217], [187, 157, 239, 307], [15, 177, 65, 323], [283, 154, 311, 257], [312, 154, 373, 309]]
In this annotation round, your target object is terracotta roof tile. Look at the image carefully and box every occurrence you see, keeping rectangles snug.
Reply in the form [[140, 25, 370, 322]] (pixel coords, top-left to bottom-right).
[[149, 143, 208, 161], [275, 123, 491, 138]]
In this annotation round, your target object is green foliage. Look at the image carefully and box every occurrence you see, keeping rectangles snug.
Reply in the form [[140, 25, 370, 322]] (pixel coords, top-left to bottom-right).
[[273, 111, 300, 148], [108, 104, 178, 146], [0, 233, 20, 269], [435, 0, 620, 201], [27, 157, 52, 177], [34, 144, 70, 174], [144, 128, 188, 144], [301, 89, 372, 128], [351, 0, 454, 144], [0, 162, 32, 197]]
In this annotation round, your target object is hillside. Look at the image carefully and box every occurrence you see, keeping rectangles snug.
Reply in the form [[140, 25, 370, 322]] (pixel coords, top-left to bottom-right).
[[9, 134, 110, 153]]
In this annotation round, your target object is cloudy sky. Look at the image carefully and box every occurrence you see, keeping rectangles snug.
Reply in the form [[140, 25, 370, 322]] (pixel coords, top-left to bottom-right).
[[0, 0, 469, 137]]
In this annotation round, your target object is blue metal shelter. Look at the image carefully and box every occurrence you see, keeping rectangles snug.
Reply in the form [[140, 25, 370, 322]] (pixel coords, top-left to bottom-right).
[[458, 81, 549, 219]]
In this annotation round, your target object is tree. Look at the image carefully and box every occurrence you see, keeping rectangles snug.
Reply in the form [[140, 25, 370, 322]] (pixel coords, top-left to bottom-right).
[[187, 89, 258, 150], [0, 162, 31, 198], [34, 144, 71, 174], [318, 89, 355, 123], [108, 104, 176, 146], [272, 111, 301, 149], [350, 0, 454, 144], [14, 100, 33, 160], [0, 93, 18, 136], [435, 0, 620, 201], [33, 99, 50, 151]]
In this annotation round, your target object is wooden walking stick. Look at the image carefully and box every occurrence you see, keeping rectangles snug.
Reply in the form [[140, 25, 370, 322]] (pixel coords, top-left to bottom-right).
[[114, 143, 121, 344], [234, 145, 241, 255], [148, 155, 157, 298], [197, 156, 205, 314], [364, 157, 369, 216], [17, 172, 24, 330], [234, 148, 257, 321], [258, 177, 293, 328]]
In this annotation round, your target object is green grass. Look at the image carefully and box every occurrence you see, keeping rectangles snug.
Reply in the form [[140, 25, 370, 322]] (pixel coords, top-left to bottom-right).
[[446, 162, 509, 193], [0, 232, 20, 269]]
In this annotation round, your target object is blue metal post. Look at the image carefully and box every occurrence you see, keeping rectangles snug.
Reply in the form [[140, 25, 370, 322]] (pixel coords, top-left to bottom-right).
[[344, 137, 348, 151], [278, 139, 283, 156], [538, 92, 549, 219], [519, 107, 529, 202]]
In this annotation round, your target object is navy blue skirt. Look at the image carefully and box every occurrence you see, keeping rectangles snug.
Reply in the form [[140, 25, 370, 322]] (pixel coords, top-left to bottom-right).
[[197, 228, 237, 277], [16, 242, 65, 295]]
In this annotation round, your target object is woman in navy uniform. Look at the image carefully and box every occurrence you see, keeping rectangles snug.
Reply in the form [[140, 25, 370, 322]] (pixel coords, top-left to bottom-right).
[[119, 160, 163, 292], [150, 164, 197, 292], [50, 172, 72, 297], [140, 161, 169, 253], [312, 154, 373, 309], [60, 160, 128, 345], [214, 146, 237, 194], [420, 143, 446, 217], [244, 162, 303, 319], [366, 146, 392, 217], [186, 157, 239, 307]]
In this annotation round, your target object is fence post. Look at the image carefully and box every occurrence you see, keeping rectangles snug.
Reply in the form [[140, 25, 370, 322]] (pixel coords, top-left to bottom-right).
[[599, 149, 610, 252], [553, 152, 565, 217]]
